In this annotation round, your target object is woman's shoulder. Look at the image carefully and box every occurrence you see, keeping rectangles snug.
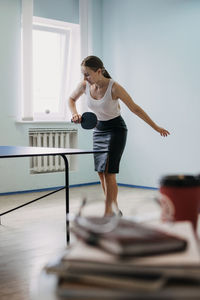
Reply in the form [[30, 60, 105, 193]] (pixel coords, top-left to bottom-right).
[[70, 80, 87, 100], [112, 80, 121, 89], [75, 80, 87, 93], [80, 80, 87, 90], [111, 81, 122, 99]]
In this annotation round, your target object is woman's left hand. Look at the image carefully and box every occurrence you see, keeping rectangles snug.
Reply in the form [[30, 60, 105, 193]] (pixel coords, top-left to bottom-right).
[[156, 126, 170, 137]]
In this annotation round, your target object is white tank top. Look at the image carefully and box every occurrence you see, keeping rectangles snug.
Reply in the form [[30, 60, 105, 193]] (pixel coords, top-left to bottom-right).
[[85, 79, 121, 121]]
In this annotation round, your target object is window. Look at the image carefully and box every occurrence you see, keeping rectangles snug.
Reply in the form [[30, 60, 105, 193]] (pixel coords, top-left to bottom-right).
[[21, 15, 81, 122], [33, 23, 70, 120]]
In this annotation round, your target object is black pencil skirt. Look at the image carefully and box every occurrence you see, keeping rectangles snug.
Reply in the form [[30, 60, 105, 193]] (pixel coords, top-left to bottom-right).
[[93, 115, 128, 173]]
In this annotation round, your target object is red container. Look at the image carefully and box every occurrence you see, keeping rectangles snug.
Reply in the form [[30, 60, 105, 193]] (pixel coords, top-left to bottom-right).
[[160, 175, 200, 232]]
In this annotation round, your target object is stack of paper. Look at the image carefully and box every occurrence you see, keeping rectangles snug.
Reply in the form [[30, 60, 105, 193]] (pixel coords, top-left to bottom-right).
[[45, 221, 200, 299]]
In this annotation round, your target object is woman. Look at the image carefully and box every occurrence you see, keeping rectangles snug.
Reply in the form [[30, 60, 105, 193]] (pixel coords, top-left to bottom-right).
[[68, 56, 170, 216]]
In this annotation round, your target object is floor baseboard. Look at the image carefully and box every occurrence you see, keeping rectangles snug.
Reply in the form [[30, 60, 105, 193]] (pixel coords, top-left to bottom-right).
[[0, 181, 158, 196]]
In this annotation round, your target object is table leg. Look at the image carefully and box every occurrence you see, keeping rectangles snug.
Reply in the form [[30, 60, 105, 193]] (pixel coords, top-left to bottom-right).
[[0, 187, 64, 220], [61, 155, 69, 244]]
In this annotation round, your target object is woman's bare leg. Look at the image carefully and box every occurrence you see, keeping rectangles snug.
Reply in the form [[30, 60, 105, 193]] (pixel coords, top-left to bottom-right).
[[104, 173, 119, 215], [98, 172, 106, 195], [98, 172, 119, 215]]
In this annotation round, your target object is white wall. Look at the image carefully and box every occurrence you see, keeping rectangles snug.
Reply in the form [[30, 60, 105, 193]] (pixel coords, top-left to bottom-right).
[[102, 0, 200, 188]]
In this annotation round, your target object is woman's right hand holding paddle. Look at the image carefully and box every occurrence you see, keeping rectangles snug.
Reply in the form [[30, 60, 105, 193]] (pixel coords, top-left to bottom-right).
[[71, 113, 82, 123]]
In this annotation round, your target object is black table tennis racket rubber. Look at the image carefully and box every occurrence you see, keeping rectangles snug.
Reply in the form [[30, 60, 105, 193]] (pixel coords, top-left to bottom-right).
[[71, 112, 97, 130]]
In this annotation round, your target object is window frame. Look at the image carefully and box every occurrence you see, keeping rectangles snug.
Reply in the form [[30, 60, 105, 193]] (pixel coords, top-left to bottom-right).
[[20, 14, 81, 122]]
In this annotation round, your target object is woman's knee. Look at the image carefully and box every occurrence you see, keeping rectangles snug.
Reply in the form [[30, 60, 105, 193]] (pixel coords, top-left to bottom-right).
[[98, 172, 106, 185], [104, 173, 116, 184], [98, 172, 104, 180]]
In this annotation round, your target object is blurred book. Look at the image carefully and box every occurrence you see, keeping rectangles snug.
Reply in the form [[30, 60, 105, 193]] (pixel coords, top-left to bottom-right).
[[56, 269, 200, 300], [71, 216, 187, 257], [44, 222, 200, 299], [45, 222, 200, 273]]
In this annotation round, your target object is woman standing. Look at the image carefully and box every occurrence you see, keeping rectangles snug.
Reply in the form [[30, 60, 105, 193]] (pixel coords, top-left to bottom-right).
[[68, 56, 170, 216]]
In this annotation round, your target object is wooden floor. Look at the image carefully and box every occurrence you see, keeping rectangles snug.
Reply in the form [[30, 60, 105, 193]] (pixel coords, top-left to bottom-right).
[[0, 184, 198, 300]]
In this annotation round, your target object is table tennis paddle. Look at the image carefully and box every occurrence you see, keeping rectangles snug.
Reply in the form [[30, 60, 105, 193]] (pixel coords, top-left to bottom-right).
[[71, 112, 97, 130]]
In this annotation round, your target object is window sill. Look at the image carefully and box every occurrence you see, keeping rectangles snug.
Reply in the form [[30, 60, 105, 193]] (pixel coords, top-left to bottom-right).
[[16, 120, 71, 124], [15, 120, 79, 130]]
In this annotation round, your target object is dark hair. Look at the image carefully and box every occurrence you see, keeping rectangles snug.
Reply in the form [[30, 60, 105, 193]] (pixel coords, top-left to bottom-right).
[[81, 56, 111, 79]]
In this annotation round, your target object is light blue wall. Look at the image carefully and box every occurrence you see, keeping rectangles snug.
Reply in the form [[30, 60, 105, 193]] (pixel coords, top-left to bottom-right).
[[101, 0, 200, 187], [0, 0, 97, 194], [1, 0, 200, 193], [34, 0, 79, 23], [88, 0, 102, 57]]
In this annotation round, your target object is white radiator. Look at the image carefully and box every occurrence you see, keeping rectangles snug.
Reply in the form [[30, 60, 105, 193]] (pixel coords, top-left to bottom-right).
[[29, 128, 77, 174]]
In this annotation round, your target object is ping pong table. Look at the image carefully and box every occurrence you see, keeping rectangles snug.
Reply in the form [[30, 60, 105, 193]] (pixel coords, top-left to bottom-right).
[[0, 146, 107, 243]]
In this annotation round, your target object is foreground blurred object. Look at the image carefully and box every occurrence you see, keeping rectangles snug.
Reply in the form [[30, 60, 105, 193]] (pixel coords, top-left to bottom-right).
[[71, 215, 187, 257], [160, 174, 200, 231], [44, 222, 200, 299]]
